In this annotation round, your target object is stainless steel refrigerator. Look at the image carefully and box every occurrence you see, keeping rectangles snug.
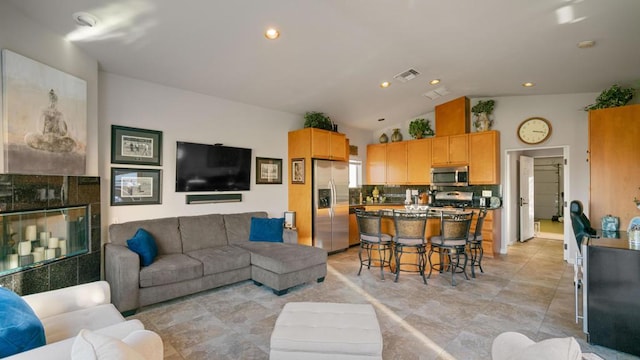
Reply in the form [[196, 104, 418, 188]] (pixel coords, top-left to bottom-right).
[[313, 160, 349, 252]]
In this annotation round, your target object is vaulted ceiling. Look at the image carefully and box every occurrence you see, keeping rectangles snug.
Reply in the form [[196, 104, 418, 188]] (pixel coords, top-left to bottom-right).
[[9, 0, 640, 130]]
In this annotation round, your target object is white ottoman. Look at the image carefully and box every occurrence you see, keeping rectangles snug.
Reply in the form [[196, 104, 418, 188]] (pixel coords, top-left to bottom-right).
[[270, 302, 383, 360]]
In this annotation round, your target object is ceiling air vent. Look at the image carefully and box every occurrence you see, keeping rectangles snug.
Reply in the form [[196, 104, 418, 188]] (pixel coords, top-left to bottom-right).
[[422, 87, 450, 100], [393, 68, 420, 83]]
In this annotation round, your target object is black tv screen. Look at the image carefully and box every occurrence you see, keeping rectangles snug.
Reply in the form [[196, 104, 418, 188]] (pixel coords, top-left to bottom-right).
[[176, 142, 251, 192]]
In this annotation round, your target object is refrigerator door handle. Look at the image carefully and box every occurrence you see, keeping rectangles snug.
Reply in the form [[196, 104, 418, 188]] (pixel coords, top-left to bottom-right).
[[330, 179, 335, 218]]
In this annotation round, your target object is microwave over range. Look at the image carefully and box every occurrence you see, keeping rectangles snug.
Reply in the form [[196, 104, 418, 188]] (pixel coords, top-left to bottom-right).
[[431, 166, 469, 187]]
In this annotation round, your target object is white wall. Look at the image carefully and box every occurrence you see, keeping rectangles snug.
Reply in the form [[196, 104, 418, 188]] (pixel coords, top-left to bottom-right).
[[0, 2, 99, 175], [100, 72, 295, 223]]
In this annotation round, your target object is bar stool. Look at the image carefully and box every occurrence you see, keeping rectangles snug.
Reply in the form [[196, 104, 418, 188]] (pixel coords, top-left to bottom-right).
[[392, 210, 428, 285], [355, 210, 393, 280], [428, 211, 473, 286], [468, 208, 487, 278]]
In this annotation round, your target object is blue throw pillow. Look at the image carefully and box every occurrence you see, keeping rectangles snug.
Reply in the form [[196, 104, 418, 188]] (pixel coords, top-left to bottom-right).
[[249, 217, 285, 242], [126, 228, 158, 266], [0, 287, 46, 357]]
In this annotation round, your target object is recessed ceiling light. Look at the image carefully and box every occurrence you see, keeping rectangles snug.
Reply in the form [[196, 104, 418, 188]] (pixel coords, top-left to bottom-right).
[[522, 82, 535, 87], [380, 81, 390, 88], [429, 79, 441, 85], [72, 12, 98, 27], [265, 28, 280, 40], [577, 40, 595, 49]]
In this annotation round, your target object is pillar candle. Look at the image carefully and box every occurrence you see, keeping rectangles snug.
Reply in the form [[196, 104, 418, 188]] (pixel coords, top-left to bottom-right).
[[48, 237, 59, 249], [40, 231, 51, 241], [45, 248, 56, 260], [18, 241, 32, 256], [25, 225, 37, 241], [34, 247, 45, 253], [8, 254, 18, 269], [32, 251, 44, 262], [59, 239, 67, 255]]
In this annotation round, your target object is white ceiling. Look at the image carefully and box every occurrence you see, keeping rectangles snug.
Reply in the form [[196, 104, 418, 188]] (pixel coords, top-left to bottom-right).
[[9, 0, 640, 130]]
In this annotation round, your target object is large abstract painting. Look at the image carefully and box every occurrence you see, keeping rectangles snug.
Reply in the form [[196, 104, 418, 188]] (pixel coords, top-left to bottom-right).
[[1, 49, 87, 175]]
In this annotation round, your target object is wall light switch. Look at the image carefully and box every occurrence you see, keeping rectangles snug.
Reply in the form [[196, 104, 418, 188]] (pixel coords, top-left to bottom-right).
[[411, 189, 419, 195], [482, 190, 492, 197]]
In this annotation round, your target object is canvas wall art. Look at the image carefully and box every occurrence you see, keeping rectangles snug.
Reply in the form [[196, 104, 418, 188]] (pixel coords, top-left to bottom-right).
[[1, 49, 87, 175]]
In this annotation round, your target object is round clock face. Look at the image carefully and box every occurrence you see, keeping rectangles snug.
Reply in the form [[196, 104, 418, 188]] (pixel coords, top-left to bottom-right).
[[517, 117, 552, 144]]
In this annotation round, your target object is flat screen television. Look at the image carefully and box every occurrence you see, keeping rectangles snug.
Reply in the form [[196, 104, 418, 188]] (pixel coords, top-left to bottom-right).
[[175, 141, 251, 192]]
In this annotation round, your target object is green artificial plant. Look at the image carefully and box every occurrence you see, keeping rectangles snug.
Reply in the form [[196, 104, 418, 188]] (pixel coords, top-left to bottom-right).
[[471, 99, 495, 116], [303, 111, 333, 130], [471, 99, 495, 130], [408, 118, 434, 139], [584, 84, 635, 111]]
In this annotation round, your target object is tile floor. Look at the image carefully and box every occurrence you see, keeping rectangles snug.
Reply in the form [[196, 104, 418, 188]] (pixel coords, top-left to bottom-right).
[[129, 238, 639, 359]]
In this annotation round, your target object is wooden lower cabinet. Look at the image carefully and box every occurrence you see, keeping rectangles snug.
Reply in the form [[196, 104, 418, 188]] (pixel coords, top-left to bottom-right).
[[349, 213, 360, 246]]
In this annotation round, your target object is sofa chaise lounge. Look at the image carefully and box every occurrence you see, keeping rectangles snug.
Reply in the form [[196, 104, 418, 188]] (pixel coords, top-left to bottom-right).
[[105, 211, 327, 313]]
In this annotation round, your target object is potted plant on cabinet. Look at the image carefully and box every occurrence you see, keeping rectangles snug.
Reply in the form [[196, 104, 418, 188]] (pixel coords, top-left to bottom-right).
[[303, 111, 333, 131], [471, 99, 495, 132], [584, 84, 635, 111], [408, 118, 434, 139]]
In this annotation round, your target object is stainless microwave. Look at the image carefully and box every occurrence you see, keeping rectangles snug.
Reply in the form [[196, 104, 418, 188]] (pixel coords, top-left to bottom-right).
[[431, 166, 469, 186]]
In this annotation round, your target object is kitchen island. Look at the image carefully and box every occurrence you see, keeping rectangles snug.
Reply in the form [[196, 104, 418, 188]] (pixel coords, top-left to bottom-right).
[[350, 203, 501, 259]]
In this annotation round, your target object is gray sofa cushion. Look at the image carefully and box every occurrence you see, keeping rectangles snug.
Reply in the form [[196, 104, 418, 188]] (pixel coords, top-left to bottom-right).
[[235, 242, 327, 274], [139, 254, 203, 287], [224, 212, 268, 244], [185, 245, 250, 276], [179, 214, 228, 252], [109, 217, 182, 255]]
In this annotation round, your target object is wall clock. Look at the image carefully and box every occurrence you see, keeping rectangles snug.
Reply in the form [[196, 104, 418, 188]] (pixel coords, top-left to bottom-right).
[[517, 117, 552, 144]]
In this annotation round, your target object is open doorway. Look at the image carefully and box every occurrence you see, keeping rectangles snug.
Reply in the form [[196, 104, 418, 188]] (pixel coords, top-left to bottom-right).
[[503, 146, 571, 261], [534, 157, 564, 240]]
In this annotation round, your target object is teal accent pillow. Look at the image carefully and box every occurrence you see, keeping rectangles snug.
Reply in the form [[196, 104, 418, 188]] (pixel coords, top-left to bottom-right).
[[249, 217, 285, 242], [126, 228, 158, 266], [0, 287, 46, 357]]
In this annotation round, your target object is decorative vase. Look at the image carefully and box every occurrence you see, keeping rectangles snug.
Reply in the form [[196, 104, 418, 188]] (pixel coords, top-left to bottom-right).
[[391, 128, 402, 142], [379, 133, 388, 143], [476, 113, 492, 132]]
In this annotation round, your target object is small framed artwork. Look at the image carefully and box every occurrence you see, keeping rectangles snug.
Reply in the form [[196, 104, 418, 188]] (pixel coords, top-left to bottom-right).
[[111, 125, 162, 166], [111, 168, 162, 206], [291, 158, 305, 184], [256, 157, 282, 184]]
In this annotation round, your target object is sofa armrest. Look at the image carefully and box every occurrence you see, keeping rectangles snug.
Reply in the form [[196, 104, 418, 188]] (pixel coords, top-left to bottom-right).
[[283, 228, 298, 244], [104, 244, 141, 313], [22, 281, 111, 320]]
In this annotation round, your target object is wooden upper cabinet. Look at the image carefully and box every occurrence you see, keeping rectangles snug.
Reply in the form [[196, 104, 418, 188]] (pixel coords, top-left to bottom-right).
[[432, 134, 468, 166], [407, 138, 432, 184], [589, 104, 640, 229], [386, 141, 407, 184], [298, 128, 347, 161], [435, 96, 470, 136], [366, 143, 386, 184], [469, 130, 500, 184]]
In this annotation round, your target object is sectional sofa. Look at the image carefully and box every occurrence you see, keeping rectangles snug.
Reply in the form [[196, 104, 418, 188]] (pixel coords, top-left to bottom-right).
[[105, 211, 327, 313]]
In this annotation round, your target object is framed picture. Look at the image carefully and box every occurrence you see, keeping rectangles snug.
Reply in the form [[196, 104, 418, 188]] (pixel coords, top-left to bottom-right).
[[256, 157, 282, 184], [291, 158, 305, 184], [1, 49, 87, 175], [111, 125, 162, 166], [110, 168, 162, 206]]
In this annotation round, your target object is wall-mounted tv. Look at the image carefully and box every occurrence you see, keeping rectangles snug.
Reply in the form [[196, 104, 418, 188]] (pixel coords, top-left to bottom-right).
[[176, 141, 251, 192]]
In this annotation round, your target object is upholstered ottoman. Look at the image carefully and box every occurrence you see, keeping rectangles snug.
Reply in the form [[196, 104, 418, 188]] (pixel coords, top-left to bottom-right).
[[270, 302, 383, 360]]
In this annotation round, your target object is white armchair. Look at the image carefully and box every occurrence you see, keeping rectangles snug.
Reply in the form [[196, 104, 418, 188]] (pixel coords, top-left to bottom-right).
[[5, 281, 162, 360]]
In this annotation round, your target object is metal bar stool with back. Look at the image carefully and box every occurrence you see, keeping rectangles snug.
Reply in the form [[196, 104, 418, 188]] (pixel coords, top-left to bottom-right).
[[468, 208, 487, 278], [392, 210, 429, 285], [428, 211, 473, 286], [355, 209, 393, 280]]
